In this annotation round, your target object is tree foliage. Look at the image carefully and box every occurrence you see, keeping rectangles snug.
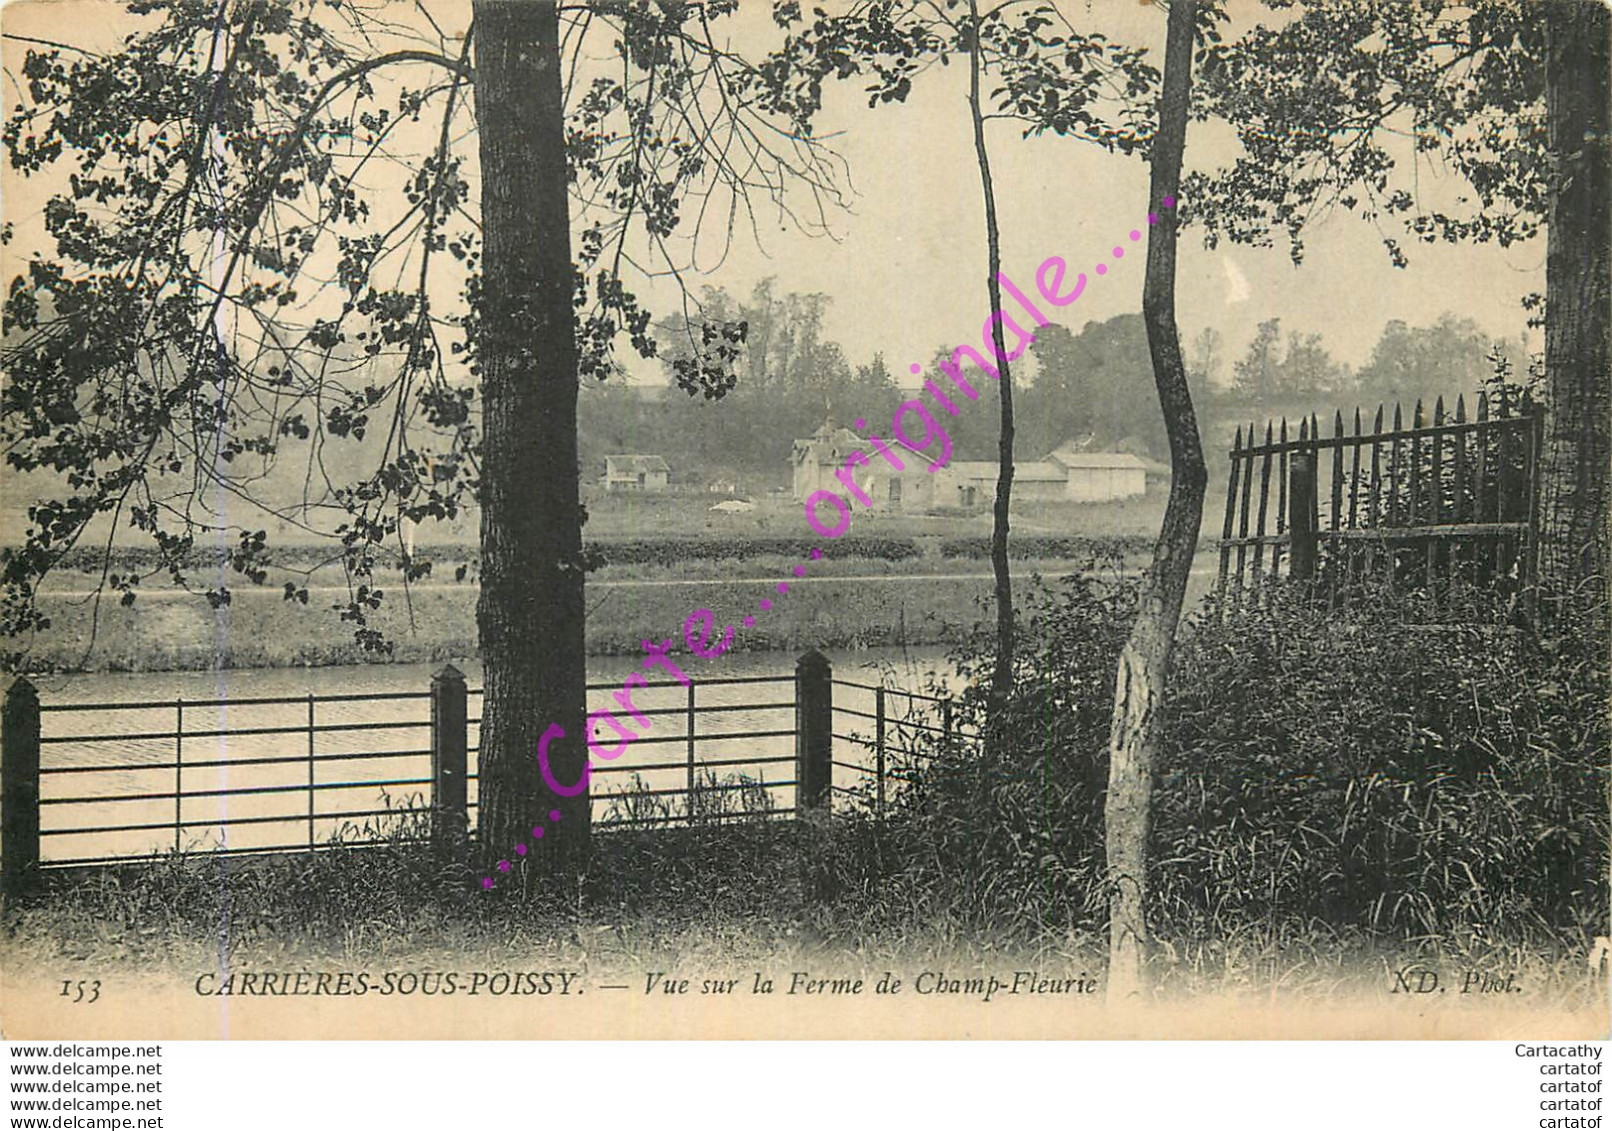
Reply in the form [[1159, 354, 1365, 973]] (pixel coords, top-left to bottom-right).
[[1226, 317, 1350, 406], [757, 0, 1158, 147], [1352, 313, 1510, 407], [0, 0, 846, 667], [1023, 315, 1167, 458], [581, 280, 904, 480], [1190, 0, 1548, 267]]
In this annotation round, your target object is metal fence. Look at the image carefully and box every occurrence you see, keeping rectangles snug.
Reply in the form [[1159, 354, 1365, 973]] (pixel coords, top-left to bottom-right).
[[1, 651, 968, 886], [537, 672, 798, 830], [1218, 392, 1542, 608], [829, 679, 968, 817], [36, 687, 435, 866]]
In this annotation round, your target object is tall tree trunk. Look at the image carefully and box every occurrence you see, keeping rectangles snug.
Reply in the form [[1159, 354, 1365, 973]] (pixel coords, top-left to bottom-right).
[[472, 0, 590, 872], [1541, 0, 1610, 639], [966, 0, 1016, 716], [1104, 0, 1203, 1002]]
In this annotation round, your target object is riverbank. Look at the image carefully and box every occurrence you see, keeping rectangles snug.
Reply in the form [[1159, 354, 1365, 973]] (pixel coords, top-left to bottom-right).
[[20, 571, 992, 671], [16, 555, 1212, 673]]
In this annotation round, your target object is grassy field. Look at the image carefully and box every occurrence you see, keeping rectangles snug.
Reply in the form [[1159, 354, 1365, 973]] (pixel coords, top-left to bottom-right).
[[25, 558, 1206, 671], [579, 486, 1206, 541], [19, 562, 1041, 670], [19, 487, 1213, 671], [17, 548, 1221, 671]]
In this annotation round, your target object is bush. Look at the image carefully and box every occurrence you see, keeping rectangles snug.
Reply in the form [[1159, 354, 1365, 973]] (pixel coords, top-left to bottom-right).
[[827, 572, 1608, 953], [1153, 584, 1609, 944], [588, 535, 919, 565], [54, 535, 923, 577], [937, 534, 1152, 560], [817, 555, 1136, 934]]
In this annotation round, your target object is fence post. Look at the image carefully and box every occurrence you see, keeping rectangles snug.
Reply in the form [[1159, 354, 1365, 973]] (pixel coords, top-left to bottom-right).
[[430, 664, 469, 855], [686, 681, 697, 822], [306, 694, 316, 848], [2, 677, 41, 896], [1523, 404, 1545, 614], [1289, 451, 1318, 582], [874, 686, 886, 821], [794, 650, 832, 816], [174, 699, 183, 854]]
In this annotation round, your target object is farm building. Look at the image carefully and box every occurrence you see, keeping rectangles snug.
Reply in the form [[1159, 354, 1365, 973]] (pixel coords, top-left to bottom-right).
[[944, 460, 1069, 507], [939, 448, 1148, 508], [789, 420, 943, 513], [602, 454, 671, 491], [1043, 444, 1149, 502], [790, 420, 1150, 512]]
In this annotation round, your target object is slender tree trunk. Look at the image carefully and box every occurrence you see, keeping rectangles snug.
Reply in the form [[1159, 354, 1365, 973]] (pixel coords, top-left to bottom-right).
[[966, 0, 1016, 715], [472, 0, 590, 872], [1541, 0, 1610, 639], [1104, 0, 1204, 1002]]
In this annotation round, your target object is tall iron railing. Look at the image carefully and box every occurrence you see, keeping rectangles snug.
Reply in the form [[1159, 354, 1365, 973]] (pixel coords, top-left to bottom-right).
[[1218, 392, 1542, 609]]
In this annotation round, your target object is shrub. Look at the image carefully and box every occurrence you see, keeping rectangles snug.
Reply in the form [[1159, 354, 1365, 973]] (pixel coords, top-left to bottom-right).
[[56, 535, 923, 577], [818, 555, 1136, 933], [828, 570, 1608, 952], [1154, 584, 1609, 944], [588, 535, 919, 565], [937, 534, 1152, 560]]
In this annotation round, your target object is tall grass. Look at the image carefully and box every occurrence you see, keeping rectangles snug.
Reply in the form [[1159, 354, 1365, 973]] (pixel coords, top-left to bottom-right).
[[805, 569, 1609, 980], [1154, 583, 1608, 948], [4, 789, 806, 970], [601, 768, 776, 826]]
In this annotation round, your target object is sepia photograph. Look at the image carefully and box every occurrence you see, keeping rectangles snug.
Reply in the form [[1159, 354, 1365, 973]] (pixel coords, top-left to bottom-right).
[[0, 0, 1606, 1048]]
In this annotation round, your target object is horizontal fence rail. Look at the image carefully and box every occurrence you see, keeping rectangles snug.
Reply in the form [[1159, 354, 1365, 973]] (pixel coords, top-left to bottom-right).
[[1, 654, 968, 883], [1218, 391, 1542, 610], [827, 678, 982, 820], [32, 689, 434, 867]]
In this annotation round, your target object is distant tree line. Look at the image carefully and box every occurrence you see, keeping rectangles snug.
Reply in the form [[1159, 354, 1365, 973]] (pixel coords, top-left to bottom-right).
[[579, 279, 905, 488], [1210, 312, 1529, 415], [580, 279, 1527, 486]]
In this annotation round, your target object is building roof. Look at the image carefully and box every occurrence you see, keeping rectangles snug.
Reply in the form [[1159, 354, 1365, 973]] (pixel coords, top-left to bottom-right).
[[947, 460, 1066, 483], [605, 454, 670, 474], [1044, 446, 1149, 471], [791, 426, 943, 470]]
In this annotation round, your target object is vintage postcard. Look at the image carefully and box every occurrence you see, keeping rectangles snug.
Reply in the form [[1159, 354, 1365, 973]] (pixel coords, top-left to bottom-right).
[[0, 0, 1606, 1042]]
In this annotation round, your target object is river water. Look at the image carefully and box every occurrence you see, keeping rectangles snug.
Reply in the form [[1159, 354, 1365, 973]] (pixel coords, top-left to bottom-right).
[[33, 646, 958, 865]]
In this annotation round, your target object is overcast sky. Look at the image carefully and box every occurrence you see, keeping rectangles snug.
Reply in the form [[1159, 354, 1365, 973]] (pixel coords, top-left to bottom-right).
[[614, 1, 1545, 388], [1, 0, 1546, 389]]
